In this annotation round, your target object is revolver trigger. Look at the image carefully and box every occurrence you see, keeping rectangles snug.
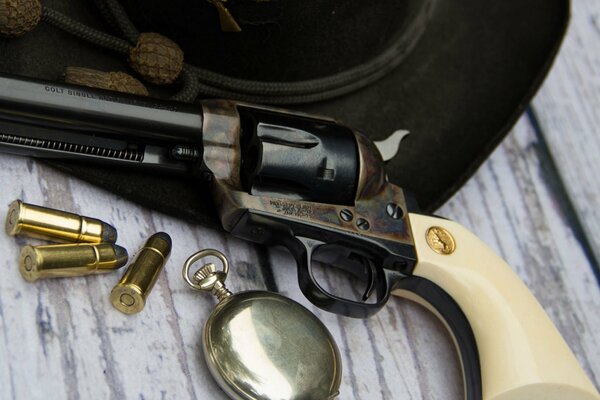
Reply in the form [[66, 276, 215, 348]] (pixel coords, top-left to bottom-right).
[[374, 129, 410, 162], [361, 257, 377, 301]]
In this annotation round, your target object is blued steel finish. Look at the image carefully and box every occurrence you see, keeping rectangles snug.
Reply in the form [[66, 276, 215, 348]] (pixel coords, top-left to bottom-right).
[[0, 74, 202, 144], [19, 242, 128, 282], [202, 101, 412, 244], [110, 232, 171, 314], [202, 101, 415, 317], [0, 76, 417, 318], [240, 106, 358, 205], [6, 200, 117, 243], [0, 74, 203, 173]]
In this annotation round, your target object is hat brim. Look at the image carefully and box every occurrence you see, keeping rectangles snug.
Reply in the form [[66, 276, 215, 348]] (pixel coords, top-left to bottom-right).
[[0, 0, 568, 225], [293, 0, 569, 212]]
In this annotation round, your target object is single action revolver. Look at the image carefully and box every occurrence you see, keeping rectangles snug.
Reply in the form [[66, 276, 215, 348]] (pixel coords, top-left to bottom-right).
[[0, 74, 598, 400]]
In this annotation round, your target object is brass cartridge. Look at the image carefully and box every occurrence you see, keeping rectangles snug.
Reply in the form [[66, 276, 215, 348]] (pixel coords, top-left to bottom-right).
[[20, 243, 129, 282], [110, 232, 171, 314], [6, 200, 117, 243]]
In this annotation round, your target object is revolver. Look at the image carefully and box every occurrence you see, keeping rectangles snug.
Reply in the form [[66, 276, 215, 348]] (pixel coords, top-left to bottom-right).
[[0, 74, 598, 400]]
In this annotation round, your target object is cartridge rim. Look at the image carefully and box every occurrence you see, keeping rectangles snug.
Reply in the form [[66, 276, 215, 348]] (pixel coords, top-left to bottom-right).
[[19, 245, 40, 282], [5, 200, 23, 236], [110, 284, 145, 314]]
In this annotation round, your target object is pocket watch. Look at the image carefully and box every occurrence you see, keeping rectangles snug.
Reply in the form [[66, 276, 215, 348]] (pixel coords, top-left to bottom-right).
[[182, 249, 342, 400]]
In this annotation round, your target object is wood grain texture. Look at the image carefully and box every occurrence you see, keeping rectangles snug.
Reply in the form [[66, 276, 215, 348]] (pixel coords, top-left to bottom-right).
[[0, 158, 273, 400], [532, 0, 600, 271], [0, 2, 599, 400]]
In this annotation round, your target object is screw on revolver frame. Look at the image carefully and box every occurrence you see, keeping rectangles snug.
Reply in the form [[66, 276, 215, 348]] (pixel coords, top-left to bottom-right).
[[339, 209, 354, 222], [386, 203, 404, 220], [356, 218, 370, 230]]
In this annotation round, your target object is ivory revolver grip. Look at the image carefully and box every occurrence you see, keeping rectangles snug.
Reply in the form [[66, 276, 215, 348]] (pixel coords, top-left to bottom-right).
[[394, 213, 600, 400]]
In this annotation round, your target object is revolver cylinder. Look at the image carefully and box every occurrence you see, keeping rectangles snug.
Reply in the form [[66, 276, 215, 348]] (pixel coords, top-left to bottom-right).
[[239, 107, 358, 205]]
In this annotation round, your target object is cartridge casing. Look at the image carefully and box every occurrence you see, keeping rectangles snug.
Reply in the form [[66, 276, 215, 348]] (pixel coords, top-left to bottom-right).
[[110, 232, 171, 314], [19, 243, 129, 282], [6, 200, 117, 243]]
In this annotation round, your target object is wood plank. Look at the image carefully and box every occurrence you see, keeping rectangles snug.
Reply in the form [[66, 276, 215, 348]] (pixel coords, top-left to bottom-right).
[[0, 2, 599, 398], [531, 0, 600, 271], [0, 154, 287, 400], [1, 95, 599, 398], [0, 124, 598, 398]]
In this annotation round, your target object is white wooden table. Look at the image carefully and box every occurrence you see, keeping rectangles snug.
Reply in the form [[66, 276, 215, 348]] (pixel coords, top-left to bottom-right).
[[1, 1, 599, 399]]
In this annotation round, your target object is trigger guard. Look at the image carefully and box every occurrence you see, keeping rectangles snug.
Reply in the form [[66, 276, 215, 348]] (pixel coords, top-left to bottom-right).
[[293, 236, 391, 319]]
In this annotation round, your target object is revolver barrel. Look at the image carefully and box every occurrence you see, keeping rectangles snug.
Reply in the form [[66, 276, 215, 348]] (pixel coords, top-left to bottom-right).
[[0, 74, 204, 173]]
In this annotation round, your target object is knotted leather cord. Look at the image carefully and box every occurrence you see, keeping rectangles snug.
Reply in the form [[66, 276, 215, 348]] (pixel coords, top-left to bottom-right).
[[41, 0, 430, 104]]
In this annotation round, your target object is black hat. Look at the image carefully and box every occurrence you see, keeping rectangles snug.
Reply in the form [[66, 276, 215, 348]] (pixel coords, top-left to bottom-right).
[[0, 0, 568, 227]]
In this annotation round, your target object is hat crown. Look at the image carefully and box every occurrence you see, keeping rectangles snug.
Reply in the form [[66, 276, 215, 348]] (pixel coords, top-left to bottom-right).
[[120, 0, 434, 81]]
